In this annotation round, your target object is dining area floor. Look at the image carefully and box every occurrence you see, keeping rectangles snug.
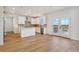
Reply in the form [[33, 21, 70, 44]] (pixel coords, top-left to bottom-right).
[[0, 32, 79, 52]]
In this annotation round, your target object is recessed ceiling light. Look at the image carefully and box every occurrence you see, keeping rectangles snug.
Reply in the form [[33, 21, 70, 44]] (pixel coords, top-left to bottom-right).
[[11, 11, 14, 14], [12, 8, 15, 10]]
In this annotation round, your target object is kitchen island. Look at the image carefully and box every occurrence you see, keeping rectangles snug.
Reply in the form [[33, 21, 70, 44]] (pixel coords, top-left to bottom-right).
[[18, 24, 36, 38]]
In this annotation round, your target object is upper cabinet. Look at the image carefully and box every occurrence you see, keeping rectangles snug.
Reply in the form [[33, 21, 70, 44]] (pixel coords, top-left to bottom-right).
[[18, 16, 26, 24], [31, 18, 40, 24], [31, 16, 47, 25]]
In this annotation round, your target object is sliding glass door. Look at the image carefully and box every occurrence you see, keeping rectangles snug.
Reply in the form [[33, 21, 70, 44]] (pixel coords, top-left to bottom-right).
[[51, 17, 70, 38], [60, 18, 70, 38], [52, 18, 60, 35]]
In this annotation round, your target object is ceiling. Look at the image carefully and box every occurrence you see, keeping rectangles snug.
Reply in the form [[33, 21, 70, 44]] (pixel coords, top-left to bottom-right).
[[4, 6, 70, 16]]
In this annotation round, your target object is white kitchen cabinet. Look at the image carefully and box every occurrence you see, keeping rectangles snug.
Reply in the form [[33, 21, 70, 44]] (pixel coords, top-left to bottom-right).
[[31, 18, 40, 24], [18, 16, 26, 24], [20, 27, 36, 38]]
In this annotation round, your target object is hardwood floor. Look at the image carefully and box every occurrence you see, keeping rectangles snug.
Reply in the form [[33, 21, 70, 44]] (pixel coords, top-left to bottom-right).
[[0, 32, 79, 52]]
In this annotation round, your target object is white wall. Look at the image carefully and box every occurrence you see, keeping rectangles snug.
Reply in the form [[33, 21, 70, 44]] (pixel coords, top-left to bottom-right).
[[40, 16, 47, 25], [13, 15, 19, 33], [70, 8, 79, 40], [47, 7, 79, 41], [5, 15, 13, 32], [0, 7, 3, 45], [0, 16, 3, 45]]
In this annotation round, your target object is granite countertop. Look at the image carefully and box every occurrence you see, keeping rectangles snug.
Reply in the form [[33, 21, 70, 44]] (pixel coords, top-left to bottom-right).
[[18, 24, 34, 28], [18, 24, 47, 28]]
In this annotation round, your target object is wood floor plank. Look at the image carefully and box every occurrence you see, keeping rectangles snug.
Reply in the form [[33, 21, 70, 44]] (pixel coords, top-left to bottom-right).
[[0, 32, 79, 52]]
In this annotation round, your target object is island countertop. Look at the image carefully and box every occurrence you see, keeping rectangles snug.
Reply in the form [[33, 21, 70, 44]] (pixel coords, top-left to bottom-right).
[[18, 24, 35, 28]]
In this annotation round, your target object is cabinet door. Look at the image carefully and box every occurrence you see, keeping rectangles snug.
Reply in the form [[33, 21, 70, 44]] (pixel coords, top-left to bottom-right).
[[18, 16, 26, 24], [31, 18, 40, 24]]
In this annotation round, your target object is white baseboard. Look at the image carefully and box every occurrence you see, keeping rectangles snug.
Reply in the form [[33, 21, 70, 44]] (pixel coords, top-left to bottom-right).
[[71, 36, 79, 41], [47, 33, 79, 41], [0, 43, 3, 46]]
